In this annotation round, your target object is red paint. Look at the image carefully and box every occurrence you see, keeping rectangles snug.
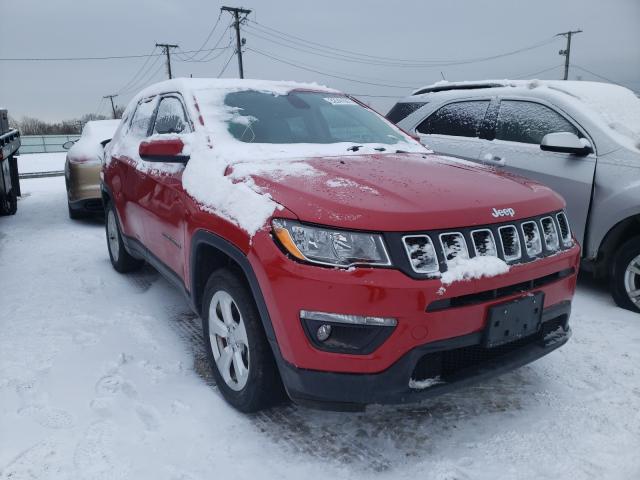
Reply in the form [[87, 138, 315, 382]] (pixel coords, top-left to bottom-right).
[[139, 138, 185, 158]]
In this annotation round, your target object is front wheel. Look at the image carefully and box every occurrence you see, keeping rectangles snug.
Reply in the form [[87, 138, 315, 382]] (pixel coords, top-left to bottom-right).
[[202, 268, 284, 412], [610, 236, 640, 313], [105, 203, 144, 273]]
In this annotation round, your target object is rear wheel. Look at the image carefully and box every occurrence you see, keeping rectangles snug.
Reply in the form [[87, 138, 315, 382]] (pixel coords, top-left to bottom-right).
[[68, 201, 85, 220], [610, 236, 640, 313], [105, 203, 144, 273], [202, 268, 284, 412], [0, 188, 17, 216]]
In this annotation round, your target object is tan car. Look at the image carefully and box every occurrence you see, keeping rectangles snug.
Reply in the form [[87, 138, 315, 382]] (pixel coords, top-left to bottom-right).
[[64, 120, 120, 219]]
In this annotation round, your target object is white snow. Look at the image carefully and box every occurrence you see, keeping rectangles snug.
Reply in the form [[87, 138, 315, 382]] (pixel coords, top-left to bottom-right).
[[16, 152, 66, 174], [440, 255, 510, 285], [1, 176, 640, 479], [67, 120, 121, 163], [409, 376, 444, 390]]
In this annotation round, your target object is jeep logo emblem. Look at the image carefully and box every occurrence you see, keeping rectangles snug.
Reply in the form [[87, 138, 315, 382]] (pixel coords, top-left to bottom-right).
[[491, 207, 515, 218]]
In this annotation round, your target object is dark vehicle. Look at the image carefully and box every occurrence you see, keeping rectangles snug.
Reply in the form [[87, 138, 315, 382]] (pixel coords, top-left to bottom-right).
[[0, 109, 21, 216]]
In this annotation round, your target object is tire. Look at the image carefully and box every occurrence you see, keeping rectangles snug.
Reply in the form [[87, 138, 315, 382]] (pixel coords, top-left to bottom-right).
[[68, 201, 85, 220], [610, 236, 640, 313], [0, 189, 17, 216], [202, 268, 284, 412], [105, 202, 144, 273]]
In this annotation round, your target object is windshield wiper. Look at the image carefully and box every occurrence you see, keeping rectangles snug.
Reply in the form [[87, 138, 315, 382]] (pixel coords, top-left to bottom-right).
[[347, 145, 363, 152], [374, 147, 386, 152], [395, 150, 409, 153]]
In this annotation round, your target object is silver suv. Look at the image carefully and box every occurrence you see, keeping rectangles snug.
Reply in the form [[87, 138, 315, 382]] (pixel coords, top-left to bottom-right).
[[390, 80, 640, 312]]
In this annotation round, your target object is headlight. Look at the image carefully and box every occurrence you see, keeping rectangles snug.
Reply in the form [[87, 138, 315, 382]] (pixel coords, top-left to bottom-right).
[[272, 219, 391, 268]]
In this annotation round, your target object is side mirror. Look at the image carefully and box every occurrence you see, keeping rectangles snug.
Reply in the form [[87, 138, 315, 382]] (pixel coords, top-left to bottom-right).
[[62, 140, 76, 150], [540, 132, 592, 156], [139, 138, 189, 163]]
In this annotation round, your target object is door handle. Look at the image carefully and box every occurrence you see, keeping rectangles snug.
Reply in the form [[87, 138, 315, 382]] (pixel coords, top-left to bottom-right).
[[482, 154, 506, 167]]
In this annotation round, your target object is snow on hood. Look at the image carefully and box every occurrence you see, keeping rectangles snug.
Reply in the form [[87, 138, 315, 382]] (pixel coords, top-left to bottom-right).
[[69, 119, 120, 162], [117, 78, 427, 237], [413, 79, 640, 152]]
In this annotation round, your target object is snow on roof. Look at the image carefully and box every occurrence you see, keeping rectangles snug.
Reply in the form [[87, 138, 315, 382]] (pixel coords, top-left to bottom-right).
[[411, 79, 640, 151], [68, 119, 120, 162]]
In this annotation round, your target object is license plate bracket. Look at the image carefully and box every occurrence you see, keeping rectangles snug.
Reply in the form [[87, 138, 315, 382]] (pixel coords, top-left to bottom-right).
[[484, 292, 544, 348]]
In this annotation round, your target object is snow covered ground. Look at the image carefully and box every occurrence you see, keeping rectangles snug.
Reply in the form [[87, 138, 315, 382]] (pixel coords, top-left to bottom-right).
[[1, 176, 639, 480], [16, 152, 66, 174]]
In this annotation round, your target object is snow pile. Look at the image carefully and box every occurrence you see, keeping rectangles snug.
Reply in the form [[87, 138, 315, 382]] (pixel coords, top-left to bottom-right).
[[68, 119, 120, 163], [440, 255, 509, 285], [409, 376, 444, 390]]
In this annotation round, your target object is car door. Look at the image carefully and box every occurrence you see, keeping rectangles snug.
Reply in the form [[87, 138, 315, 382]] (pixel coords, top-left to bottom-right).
[[414, 99, 492, 161], [139, 94, 192, 281], [111, 96, 158, 242], [479, 99, 596, 246]]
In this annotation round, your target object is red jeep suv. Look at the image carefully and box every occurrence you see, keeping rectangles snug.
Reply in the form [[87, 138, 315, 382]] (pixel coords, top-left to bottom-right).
[[102, 79, 579, 412]]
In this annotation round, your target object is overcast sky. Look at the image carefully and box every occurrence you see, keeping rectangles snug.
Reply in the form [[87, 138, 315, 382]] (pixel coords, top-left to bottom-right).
[[1, 0, 638, 122]]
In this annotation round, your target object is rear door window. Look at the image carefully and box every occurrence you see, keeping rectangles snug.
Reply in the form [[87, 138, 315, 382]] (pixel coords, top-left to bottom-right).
[[129, 97, 157, 139], [416, 101, 490, 138], [495, 100, 580, 144], [386, 102, 427, 124], [153, 96, 191, 135]]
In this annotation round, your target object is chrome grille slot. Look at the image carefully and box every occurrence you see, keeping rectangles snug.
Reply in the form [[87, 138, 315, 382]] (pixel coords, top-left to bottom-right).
[[556, 212, 571, 246], [402, 235, 439, 274], [522, 221, 542, 256], [471, 229, 497, 257], [440, 232, 469, 263], [498, 225, 521, 262], [540, 217, 559, 251]]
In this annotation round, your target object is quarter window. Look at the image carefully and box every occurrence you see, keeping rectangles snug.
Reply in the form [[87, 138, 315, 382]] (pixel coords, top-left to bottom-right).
[[129, 97, 157, 138], [153, 97, 191, 135], [416, 101, 489, 138], [496, 101, 580, 144]]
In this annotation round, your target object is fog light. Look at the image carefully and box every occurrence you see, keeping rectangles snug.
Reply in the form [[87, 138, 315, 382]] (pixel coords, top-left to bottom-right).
[[316, 324, 332, 342]]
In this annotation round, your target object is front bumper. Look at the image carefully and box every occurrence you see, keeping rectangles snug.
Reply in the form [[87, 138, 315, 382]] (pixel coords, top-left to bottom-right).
[[277, 301, 571, 410]]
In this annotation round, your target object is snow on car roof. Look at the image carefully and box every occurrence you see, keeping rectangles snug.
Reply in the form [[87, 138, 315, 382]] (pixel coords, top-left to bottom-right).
[[409, 79, 640, 152], [68, 119, 120, 162]]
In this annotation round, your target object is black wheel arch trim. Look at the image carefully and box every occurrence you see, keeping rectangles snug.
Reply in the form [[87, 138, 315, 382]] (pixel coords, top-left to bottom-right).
[[189, 229, 280, 350]]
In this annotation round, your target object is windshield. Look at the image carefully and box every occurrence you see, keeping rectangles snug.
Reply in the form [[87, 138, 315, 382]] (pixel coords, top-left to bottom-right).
[[224, 90, 410, 145]]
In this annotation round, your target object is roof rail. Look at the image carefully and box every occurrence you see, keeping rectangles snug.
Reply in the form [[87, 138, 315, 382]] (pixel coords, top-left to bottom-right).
[[413, 82, 505, 96]]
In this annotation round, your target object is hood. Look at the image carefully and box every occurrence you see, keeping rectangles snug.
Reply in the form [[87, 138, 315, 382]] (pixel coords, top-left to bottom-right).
[[228, 153, 565, 232]]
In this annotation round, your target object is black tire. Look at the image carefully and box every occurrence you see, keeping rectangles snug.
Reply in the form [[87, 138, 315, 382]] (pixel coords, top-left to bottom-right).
[[68, 201, 85, 220], [105, 202, 144, 273], [0, 189, 17, 216], [202, 268, 285, 412], [610, 236, 640, 313]]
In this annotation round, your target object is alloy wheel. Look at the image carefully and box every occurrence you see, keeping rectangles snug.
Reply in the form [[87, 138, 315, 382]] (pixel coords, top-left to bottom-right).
[[624, 254, 640, 307], [107, 210, 120, 262], [208, 290, 250, 391]]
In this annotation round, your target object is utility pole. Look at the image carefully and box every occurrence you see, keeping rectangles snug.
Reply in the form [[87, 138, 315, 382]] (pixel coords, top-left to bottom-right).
[[155, 43, 179, 79], [221, 6, 252, 78], [103, 94, 118, 119], [557, 29, 582, 80]]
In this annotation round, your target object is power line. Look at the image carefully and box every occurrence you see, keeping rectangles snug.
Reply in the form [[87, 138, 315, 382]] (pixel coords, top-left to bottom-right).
[[248, 19, 559, 67], [571, 65, 640, 93], [117, 59, 166, 96], [176, 26, 233, 63], [217, 51, 236, 78], [513, 64, 564, 79], [248, 47, 415, 89], [116, 46, 158, 94], [0, 46, 229, 62], [178, 11, 223, 62]]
